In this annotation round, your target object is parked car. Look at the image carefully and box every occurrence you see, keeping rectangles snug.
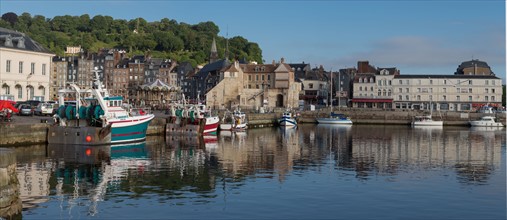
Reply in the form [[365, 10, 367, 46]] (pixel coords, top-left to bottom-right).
[[18, 104, 34, 116], [34, 102, 58, 116]]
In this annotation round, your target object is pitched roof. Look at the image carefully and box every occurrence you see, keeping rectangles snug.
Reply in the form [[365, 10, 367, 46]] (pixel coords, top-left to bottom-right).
[[0, 27, 53, 54], [458, 59, 490, 69], [195, 59, 230, 78]]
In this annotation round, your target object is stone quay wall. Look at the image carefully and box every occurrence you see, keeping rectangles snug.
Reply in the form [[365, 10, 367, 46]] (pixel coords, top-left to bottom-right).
[[0, 148, 22, 219], [0, 109, 504, 147]]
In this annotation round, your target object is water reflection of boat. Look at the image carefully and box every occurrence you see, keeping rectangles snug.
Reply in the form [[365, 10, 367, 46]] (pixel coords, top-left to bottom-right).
[[47, 144, 111, 164], [470, 126, 505, 132]]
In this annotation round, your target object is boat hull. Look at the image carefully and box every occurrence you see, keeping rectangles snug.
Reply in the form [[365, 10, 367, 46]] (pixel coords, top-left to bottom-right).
[[110, 115, 154, 144], [411, 121, 443, 127], [316, 118, 353, 124], [469, 121, 504, 127], [203, 116, 220, 134], [278, 118, 297, 127]]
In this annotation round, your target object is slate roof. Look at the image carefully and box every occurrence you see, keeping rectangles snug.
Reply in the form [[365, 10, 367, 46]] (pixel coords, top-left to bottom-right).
[[195, 59, 230, 78], [0, 27, 53, 54], [457, 60, 490, 69]]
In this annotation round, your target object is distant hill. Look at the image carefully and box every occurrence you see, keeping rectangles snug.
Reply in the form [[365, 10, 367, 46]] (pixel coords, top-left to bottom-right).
[[0, 12, 263, 67]]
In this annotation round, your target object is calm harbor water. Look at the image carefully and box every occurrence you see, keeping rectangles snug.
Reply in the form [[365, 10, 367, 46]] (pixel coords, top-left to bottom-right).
[[8, 124, 506, 219]]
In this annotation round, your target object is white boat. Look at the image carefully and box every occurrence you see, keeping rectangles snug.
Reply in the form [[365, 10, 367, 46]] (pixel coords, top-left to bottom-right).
[[317, 113, 353, 124], [412, 102, 443, 127], [316, 70, 353, 125], [278, 110, 297, 127], [50, 68, 154, 145], [220, 108, 248, 131], [411, 115, 443, 127], [470, 116, 504, 127]]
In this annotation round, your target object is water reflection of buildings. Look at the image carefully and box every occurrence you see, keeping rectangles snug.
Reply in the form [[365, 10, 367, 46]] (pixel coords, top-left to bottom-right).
[[213, 127, 301, 182], [350, 126, 503, 182]]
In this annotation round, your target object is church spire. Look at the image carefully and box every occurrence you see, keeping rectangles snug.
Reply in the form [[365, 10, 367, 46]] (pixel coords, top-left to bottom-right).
[[210, 37, 218, 63]]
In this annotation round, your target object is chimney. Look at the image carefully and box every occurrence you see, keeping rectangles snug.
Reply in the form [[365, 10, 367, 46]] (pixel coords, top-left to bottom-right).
[[281, 57, 285, 63]]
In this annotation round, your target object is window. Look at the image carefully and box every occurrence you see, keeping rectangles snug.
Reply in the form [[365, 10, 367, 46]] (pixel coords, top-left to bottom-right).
[[388, 89, 391, 96], [492, 96, 495, 101], [248, 75, 252, 81], [486, 80, 489, 85], [405, 95, 409, 100], [378, 80, 381, 86], [406, 80, 409, 85], [42, 64, 46, 75], [16, 86, 22, 99], [359, 86, 362, 91], [388, 80, 391, 85], [417, 95, 421, 101], [492, 80, 496, 85], [468, 88, 472, 93], [492, 89, 495, 93], [370, 78, 374, 83], [31, 62, 35, 74], [359, 78, 363, 83], [370, 87, 373, 91], [399, 80, 402, 85], [382, 89, 386, 96], [267, 75, 271, 80], [262, 75, 265, 80], [457, 96, 460, 101], [429, 88, 433, 93], [417, 88, 421, 93], [6, 60, 10, 72], [309, 83, 314, 89], [485, 96, 488, 101], [429, 95, 432, 100], [443, 95, 446, 101], [468, 96, 472, 101], [443, 88, 446, 93], [377, 89, 381, 96], [405, 88, 409, 93], [398, 88, 402, 93], [468, 80, 472, 85], [19, 61, 23, 73], [444, 80, 447, 85], [430, 80, 433, 85], [398, 95, 402, 100], [485, 88, 489, 93], [2, 85, 9, 94]]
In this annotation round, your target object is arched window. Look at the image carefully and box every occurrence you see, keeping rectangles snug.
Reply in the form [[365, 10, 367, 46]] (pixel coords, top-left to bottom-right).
[[15, 85, 22, 99], [370, 78, 374, 83], [377, 89, 381, 96], [359, 78, 362, 83], [2, 84, 9, 95], [359, 86, 362, 91], [370, 87, 373, 91], [382, 89, 386, 96], [388, 89, 391, 96]]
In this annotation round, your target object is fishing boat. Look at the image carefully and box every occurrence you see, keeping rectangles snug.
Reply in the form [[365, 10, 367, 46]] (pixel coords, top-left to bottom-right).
[[469, 116, 504, 127], [316, 70, 353, 125], [219, 108, 248, 131], [278, 110, 297, 127], [48, 68, 154, 145], [166, 96, 220, 135]]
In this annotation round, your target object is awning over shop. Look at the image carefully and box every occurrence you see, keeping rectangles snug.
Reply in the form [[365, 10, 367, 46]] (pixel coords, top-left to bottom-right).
[[351, 98, 393, 103]]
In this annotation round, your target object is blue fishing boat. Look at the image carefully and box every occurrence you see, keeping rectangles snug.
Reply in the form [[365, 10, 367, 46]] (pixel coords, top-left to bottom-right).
[[49, 68, 154, 145]]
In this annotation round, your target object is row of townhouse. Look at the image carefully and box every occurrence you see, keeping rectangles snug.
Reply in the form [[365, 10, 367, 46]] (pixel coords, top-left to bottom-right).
[[0, 27, 503, 112]]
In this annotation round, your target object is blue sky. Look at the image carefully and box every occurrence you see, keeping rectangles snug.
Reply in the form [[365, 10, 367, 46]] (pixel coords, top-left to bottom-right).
[[1, 0, 505, 82]]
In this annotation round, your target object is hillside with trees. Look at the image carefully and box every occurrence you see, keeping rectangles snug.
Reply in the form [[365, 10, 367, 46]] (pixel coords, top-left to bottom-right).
[[0, 12, 263, 67]]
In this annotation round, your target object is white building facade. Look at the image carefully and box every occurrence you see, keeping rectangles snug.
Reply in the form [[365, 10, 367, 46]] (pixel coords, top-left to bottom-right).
[[392, 75, 502, 111], [0, 27, 54, 101]]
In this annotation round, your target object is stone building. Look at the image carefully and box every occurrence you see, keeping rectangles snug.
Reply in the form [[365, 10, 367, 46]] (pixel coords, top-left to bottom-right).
[[205, 58, 302, 110], [0, 27, 54, 101]]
